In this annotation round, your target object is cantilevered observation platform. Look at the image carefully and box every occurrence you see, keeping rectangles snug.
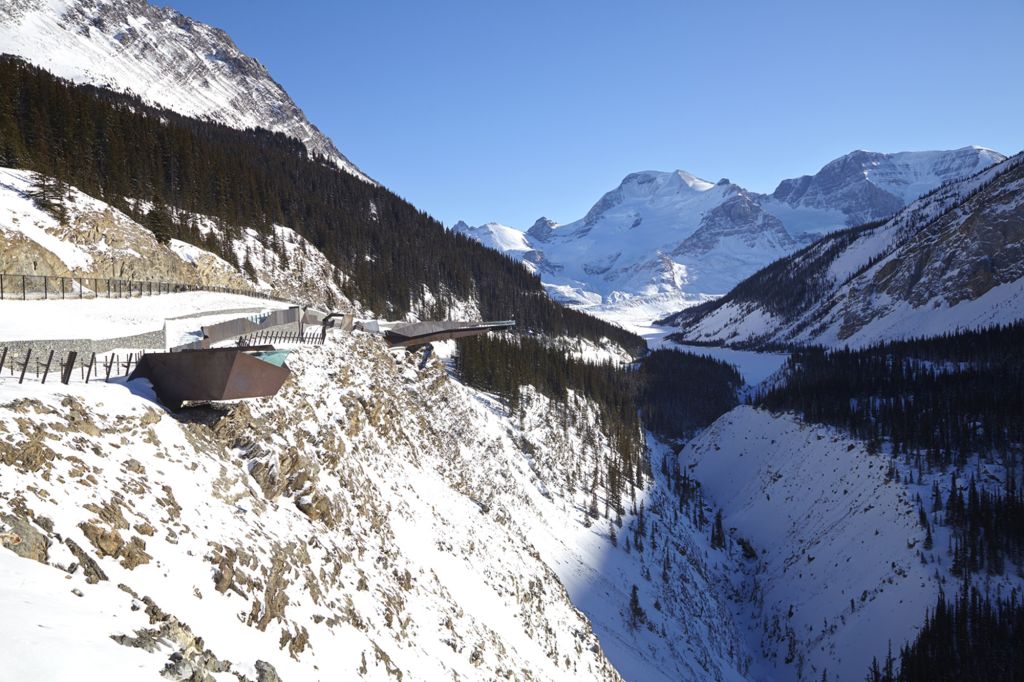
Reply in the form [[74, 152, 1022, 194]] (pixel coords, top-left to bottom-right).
[[384, 320, 515, 348]]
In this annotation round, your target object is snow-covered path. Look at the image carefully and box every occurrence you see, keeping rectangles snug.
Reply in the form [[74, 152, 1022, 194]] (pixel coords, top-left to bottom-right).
[[0, 292, 291, 342]]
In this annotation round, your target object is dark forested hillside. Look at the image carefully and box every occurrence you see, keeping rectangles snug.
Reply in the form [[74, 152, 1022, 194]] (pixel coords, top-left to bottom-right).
[[762, 324, 1024, 679], [757, 322, 1024, 466], [457, 334, 647, 503], [0, 56, 641, 353], [867, 581, 1024, 682], [637, 349, 742, 441]]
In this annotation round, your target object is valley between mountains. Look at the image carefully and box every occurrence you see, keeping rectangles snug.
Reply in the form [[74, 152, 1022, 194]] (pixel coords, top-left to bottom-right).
[[1, 2, 1022, 682]]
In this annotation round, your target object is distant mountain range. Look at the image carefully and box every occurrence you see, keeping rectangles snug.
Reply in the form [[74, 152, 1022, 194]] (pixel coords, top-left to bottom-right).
[[0, 0, 371, 182], [661, 151, 1024, 347], [454, 147, 1005, 324], [1, 0, 1008, 331]]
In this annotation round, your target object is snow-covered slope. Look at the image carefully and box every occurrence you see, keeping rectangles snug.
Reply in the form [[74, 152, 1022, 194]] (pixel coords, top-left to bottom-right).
[[0, 327, 751, 681], [452, 220, 534, 255], [682, 405, 1023, 682], [455, 147, 1003, 327], [667, 152, 1024, 348], [0, 0, 370, 182], [0, 167, 350, 310]]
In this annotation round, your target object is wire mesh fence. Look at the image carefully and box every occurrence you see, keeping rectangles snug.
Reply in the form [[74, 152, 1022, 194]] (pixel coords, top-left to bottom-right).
[[0, 273, 285, 301]]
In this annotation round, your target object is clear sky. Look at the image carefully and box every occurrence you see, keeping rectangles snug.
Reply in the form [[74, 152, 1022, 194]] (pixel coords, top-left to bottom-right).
[[164, 0, 1022, 229]]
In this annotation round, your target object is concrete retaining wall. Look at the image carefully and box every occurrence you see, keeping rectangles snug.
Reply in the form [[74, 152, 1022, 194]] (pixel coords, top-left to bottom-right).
[[0, 327, 166, 360]]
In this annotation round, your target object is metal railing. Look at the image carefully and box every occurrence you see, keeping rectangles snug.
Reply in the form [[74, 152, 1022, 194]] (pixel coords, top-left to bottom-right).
[[238, 330, 326, 347], [0, 273, 287, 302]]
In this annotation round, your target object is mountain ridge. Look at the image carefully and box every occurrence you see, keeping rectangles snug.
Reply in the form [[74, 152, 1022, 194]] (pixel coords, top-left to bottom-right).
[[0, 0, 372, 182]]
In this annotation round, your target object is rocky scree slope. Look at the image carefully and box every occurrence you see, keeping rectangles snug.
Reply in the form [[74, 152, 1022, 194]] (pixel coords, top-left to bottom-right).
[[0, 330, 750, 681], [0, 0, 370, 181], [664, 152, 1024, 348]]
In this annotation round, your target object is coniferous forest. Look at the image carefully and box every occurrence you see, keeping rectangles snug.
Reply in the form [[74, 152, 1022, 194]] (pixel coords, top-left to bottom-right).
[[0, 56, 642, 354], [867, 581, 1024, 682], [637, 349, 742, 442], [758, 322, 1024, 467]]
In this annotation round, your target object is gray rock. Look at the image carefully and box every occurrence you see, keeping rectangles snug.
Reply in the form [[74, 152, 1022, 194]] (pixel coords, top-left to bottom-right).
[[1, 513, 50, 563], [254, 660, 282, 682]]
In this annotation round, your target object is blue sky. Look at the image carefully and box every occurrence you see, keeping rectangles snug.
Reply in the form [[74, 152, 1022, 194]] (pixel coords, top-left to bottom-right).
[[165, 0, 1022, 229]]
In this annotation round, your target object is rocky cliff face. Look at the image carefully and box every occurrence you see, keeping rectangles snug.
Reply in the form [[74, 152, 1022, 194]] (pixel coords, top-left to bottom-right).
[[0, 329, 750, 681], [675, 192, 794, 257], [0, 0, 370, 182]]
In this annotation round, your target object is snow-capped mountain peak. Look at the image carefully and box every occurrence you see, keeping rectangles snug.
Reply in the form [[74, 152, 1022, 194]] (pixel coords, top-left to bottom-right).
[[455, 147, 1005, 328], [765, 145, 1006, 232], [668, 151, 1024, 347], [0, 0, 372, 182], [451, 220, 533, 254], [526, 216, 559, 242]]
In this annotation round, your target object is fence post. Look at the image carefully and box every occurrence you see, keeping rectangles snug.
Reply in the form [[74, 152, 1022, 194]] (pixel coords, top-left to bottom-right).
[[22, 275, 26, 300], [61, 351, 77, 385], [107, 279, 111, 298], [40, 350, 55, 384], [43, 276, 47, 299], [18, 349, 32, 384], [0, 347, 6, 375], [105, 355, 115, 382], [61, 277, 65, 299], [1, 273, 4, 299], [85, 353, 96, 384]]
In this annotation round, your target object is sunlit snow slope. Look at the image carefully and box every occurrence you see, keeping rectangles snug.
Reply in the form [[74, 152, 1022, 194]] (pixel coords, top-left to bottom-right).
[[0, 0, 370, 181]]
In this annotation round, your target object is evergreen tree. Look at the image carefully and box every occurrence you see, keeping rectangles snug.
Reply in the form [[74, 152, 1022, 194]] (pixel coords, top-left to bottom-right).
[[711, 509, 726, 549], [628, 584, 646, 629]]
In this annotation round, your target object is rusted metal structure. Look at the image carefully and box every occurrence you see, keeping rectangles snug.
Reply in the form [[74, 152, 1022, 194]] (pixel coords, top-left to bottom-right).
[[128, 347, 291, 410], [384, 320, 515, 348]]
